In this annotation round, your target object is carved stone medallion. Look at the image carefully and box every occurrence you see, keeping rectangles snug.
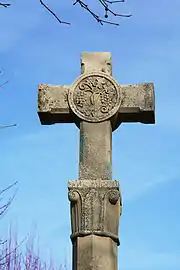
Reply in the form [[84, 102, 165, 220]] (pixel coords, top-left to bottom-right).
[[68, 72, 121, 122]]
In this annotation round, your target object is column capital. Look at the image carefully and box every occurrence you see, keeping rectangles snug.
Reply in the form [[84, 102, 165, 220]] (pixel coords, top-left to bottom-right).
[[68, 180, 122, 246]]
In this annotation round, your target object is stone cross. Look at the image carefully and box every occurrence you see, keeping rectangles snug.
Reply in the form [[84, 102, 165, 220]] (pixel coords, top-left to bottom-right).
[[38, 52, 155, 270]]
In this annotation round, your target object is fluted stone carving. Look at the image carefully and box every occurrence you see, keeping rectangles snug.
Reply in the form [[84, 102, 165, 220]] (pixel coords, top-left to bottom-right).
[[68, 180, 122, 245]]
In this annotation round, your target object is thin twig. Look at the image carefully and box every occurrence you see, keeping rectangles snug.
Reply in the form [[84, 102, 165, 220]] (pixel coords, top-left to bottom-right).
[[73, 0, 117, 25], [73, 0, 131, 25], [39, 0, 70, 25], [0, 181, 18, 220], [0, 191, 16, 218], [0, 181, 18, 197], [105, 0, 125, 3], [0, 235, 29, 265], [0, 124, 17, 128], [0, 3, 10, 7], [0, 80, 8, 88], [99, 0, 132, 18], [0, 239, 7, 245], [0, 81, 17, 129]]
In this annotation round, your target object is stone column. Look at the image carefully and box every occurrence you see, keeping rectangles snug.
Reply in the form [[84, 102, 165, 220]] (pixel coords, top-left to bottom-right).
[[68, 53, 122, 270], [68, 180, 122, 270]]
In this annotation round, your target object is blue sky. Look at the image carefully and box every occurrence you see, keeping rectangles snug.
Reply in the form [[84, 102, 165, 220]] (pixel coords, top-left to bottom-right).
[[0, 0, 180, 269]]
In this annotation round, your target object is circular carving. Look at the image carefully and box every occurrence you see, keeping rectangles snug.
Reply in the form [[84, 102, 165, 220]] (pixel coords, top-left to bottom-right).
[[68, 190, 79, 203], [68, 72, 121, 122], [108, 190, 120, 205]]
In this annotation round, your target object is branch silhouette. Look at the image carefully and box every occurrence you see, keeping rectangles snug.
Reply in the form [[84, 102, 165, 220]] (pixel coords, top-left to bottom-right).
[[73, 0, 132, 26], [0, 3, 10, 7], [0, 81, 17, 128], [0, 124, 17, 128], [0, 80, 8, 88], [40, 0, 131, 26], [39, 0, 70, 25], [1, 1, 131, 25], [0, 181, 18, 219]]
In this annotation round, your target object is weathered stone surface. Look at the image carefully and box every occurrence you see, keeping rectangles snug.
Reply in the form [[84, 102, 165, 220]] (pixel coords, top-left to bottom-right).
[[38, 84, 73, 124], [79, 121, 112, 180], [37, 79, 155, 127], [68, 180, 122, 245], [37, 52, 156, 270], [72, 235, 118, 270], [81, 52, 112, 75], [118, 83, 155, 124]]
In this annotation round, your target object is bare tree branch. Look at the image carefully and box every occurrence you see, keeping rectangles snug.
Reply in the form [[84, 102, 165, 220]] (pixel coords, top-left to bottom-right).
[[99, 0, 132, 18], [39, 0, 70, 25], [73, 0, 131, 26], [0, 181, 18, 197], [0, 80, 17, 128], [0, 193, 16, 218], [39, 0, 131, 26], [1, 0, 131, 26], [0, 181, 18, 219], [0, 3, 10, 7], [0, 236, 28, 265], [0, 124, 17, 128], [0, 80, 8, 88]]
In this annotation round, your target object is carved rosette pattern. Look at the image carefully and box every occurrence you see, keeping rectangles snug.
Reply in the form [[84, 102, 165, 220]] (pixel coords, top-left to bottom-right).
[[68, 180, 122, 245], [68, 72, 121, 122]]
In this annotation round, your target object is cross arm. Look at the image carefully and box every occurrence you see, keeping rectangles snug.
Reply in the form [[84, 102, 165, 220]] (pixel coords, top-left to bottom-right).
[[117, 83, 155, 124], [38, 84, 73, 125]]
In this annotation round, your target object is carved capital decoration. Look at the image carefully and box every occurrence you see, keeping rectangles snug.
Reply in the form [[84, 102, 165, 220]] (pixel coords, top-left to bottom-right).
[[68, 72, 121, 123], [68, 180, 122, 246]]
